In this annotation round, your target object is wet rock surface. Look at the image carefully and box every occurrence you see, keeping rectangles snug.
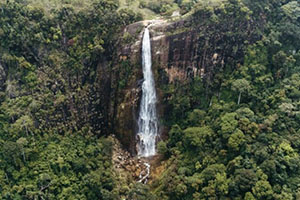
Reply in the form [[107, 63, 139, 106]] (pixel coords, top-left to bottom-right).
[[111, 135, 152, 183], [115, 18, 222, 151], [114, 15, 258, 153]]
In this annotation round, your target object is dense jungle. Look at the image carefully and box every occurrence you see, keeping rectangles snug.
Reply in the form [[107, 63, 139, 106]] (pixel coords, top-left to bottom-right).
[[0, 0, 300, 199]]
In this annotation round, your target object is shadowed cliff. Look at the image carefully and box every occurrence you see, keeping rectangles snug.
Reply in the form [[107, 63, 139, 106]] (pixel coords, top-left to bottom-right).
[[113, 3, 263, 152]]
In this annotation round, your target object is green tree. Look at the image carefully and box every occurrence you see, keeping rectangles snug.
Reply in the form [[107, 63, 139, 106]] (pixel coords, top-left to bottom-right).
[[244, 192, 256, 200], [228, 129, 245, 151], [232, 79, 251, 105], [183, 126, 214, 150], [252, 180, 273, 200], [16, 137, 28, 162]]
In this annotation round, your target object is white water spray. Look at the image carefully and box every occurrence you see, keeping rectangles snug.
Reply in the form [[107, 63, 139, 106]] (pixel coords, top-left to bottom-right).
[[137, 27, 158, 158], [138, 162, 150, 184]]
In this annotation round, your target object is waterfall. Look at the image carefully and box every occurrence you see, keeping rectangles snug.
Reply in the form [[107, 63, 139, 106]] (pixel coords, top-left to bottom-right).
[[137, 27, 158, 158]]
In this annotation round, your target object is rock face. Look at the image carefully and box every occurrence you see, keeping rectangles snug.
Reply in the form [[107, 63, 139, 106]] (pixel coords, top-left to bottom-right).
[[119, 19, 224, 86], [112, 20, 187, 153], [111, 135, 152, 183], [113, 20, 213, 153], [0, 63, 6, 91], [113, 16, 258, 153]]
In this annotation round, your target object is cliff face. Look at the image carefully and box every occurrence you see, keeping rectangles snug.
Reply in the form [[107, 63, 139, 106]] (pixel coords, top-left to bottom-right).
[[0, 15, 258, 154], [113, 19, 202, 154], [112, 14, 260, 153]]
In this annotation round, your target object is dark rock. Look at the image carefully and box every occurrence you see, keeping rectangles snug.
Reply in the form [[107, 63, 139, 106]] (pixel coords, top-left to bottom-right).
[[0, 63, 6, 91], [114, 16, 258, 153]]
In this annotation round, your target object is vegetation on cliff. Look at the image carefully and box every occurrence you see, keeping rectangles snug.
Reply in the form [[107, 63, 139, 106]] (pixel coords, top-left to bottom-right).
[[0, 0, 141, 198], [0, 0, 299, 199], [155, 0, 300, 199]]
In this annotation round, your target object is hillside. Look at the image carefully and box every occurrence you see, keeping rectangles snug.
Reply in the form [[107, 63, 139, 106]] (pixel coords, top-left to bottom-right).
[[0, 0, 300, 199]]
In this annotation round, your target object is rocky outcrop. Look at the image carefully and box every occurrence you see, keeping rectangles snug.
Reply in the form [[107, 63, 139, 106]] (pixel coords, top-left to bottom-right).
[[119, 19, 221, 85], [111, 135, 152, 182]]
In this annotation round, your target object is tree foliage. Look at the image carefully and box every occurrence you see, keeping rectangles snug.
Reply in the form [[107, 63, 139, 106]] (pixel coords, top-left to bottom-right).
[[0, 0, 300, 199], [155, 0, 300, 199]]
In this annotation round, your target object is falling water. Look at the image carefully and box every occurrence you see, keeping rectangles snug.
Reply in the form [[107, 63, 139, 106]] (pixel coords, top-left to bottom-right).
[[137, 27, 158, 158]]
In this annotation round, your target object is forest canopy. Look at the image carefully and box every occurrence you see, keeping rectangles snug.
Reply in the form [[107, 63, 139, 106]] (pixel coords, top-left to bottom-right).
[[0, 0, 300, 199]]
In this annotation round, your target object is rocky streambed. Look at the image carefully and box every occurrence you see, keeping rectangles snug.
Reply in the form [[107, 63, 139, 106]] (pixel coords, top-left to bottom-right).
[[111, 135, 157, 184]]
